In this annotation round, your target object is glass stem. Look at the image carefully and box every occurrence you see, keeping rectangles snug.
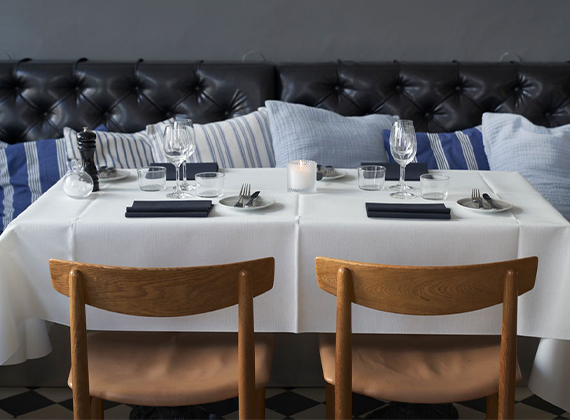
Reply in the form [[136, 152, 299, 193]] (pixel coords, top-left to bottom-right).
[[399, 165, 406, 193], [182, 162, 187, 185], [175, 162, 182, 194]]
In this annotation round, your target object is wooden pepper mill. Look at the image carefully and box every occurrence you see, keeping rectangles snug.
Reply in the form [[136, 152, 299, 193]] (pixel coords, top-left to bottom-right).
[[76, 127, 99, 192]]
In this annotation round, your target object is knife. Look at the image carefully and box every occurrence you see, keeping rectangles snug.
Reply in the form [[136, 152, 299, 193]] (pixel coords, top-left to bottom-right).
[[482, 193, 501, 210], [244, 191, 260, 207]]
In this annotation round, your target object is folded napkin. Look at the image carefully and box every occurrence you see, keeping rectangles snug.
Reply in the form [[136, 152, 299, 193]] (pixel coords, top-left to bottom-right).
[[361, 162, 428, 181], [125, 200, 213, 218], [150, 162, 218, 181], [366, 203, 451, 220]]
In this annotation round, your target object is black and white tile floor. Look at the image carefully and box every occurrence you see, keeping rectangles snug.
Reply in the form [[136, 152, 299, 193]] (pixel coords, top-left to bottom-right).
[[0, 386, 567, 419]]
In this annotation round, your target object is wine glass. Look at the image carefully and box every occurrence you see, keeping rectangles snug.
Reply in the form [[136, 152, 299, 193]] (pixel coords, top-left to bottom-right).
[[163, 121, 195, 199], [173, 117, 195, 192], [389, 120, 417, 199]]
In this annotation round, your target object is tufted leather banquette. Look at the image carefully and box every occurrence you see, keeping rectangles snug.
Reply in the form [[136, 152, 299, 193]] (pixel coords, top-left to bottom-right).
[[1, 59, 570, 144]]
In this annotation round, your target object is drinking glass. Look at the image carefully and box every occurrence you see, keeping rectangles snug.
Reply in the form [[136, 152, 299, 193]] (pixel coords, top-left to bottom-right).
[[173, 117, 195, 192], [163, 121, 194, 199], [389, 120, 417, 199]]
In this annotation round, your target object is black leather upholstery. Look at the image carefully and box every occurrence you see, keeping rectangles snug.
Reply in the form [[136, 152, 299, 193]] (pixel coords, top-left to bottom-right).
[[1, 59, 570, 144]]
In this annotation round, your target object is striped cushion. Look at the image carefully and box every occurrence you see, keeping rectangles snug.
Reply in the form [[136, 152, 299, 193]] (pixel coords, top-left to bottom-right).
[[0, 138, 68, 232], [64, 127, 153, 169], [146, 109, 275, 168], [383, 126, 489, 170]]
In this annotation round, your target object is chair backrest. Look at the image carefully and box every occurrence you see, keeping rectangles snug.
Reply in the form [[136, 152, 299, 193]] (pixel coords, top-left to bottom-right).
[[315, 256, 537, 315], [315, 256, 538, 420], [50, 257, 274, 317], [49, 257, 274, 420]]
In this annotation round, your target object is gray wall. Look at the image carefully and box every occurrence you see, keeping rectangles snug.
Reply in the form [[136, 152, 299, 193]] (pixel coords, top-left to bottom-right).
[[0, 0, 569, 62]]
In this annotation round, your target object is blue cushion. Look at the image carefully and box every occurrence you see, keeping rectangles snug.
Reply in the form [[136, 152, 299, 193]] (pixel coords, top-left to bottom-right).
[[0, 138, 68, 232], [266, 100, 397, 168], [383, 126, 489, 170], [482, 113, 570, 221]]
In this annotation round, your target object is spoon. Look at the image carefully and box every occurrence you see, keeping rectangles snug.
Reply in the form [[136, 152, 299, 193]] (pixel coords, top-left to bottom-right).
[[244, 191, 260, 207]]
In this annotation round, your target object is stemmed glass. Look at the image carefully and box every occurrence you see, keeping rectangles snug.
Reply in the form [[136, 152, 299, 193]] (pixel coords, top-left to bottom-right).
[[163, 120, 195, 199], [173, 117, 195, 192], [389, 120, 417, 199]]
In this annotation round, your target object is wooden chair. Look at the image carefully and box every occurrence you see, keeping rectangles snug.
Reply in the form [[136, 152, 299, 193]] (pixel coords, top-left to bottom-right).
[[49, 257, 275, 420], [315, 256, 538, 420]]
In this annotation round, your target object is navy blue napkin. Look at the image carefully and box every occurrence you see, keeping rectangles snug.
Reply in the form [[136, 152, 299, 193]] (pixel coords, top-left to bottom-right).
[[126, 200, 213, 218], [150, 162, 218, 181], [366, 203, 451, 220], [361, 162, 428, 181]]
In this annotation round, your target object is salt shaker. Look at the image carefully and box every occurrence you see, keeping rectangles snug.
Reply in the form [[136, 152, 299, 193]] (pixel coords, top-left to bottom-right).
[[62, 160, 94, 199], [76, 127, 99, 191]]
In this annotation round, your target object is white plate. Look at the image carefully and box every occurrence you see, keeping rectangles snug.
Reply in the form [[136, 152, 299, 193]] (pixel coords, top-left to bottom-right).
[[98, 169, 130, 182], [456, 197, 513, 213], [218, 195, 275, 211], [320, 169, 347, 181]]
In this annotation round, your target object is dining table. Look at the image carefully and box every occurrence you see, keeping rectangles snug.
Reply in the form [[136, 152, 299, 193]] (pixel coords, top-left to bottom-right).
[[1, 167, 569, 409]]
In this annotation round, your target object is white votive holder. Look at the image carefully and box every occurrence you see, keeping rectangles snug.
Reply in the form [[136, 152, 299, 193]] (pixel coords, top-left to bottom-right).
[[287, 160, 317, 193]]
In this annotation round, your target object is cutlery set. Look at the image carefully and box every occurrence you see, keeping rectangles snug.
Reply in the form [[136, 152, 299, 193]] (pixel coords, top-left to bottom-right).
[[234, 183, 261, 208], [471, 188, 501, 210]]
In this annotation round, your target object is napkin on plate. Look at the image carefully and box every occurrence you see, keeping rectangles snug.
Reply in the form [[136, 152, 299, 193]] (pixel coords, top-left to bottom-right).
[[361, 162, 428, 181], [125, 200, 213, 218], [150, 162, 218, 181], [366, 203, 451, 220]]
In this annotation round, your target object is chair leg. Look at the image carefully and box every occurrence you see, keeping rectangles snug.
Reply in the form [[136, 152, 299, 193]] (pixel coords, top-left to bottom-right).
[[326, 382, 335, 419], [486, 393, 498, 420], [90, 397, 104, 419], [255, 388, 265, 419]]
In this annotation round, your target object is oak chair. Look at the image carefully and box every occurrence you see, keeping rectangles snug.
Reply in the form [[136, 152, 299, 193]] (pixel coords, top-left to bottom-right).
[[315, 256, 538, 420], [49, 257, 275, 420]]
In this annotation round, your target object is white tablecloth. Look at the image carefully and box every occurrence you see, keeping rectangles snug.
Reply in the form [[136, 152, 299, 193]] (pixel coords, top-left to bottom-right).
[[1, 168, 569, 407]]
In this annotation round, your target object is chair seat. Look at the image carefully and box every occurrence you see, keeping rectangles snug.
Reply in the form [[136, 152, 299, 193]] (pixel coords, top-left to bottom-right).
[[319, 334, 521, 404], [68, 332, 274, 406]]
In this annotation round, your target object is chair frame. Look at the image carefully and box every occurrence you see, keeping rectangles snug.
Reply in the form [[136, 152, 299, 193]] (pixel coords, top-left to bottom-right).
[[50, 257, 274, 420], [315, 256, 538, 420]]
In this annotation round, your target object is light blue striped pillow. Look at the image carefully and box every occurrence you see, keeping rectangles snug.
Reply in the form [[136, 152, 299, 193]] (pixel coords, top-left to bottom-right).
[[266, 100, 397, 168], [147, 109, 275, 168], [0, 138, 68, 232], [483, 112, 570, 221], [383, 126, 489, 170], [64, 127, 154, 169]]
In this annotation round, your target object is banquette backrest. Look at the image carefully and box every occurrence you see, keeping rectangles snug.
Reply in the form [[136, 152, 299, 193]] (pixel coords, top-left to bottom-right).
[[1, 59, 570, 144]]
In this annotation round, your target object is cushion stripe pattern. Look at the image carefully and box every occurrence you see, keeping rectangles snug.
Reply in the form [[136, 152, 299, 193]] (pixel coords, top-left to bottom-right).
[[0, 138, 68, 232], [384, 126, 489, 170], [147, 108, 275, 168], [64, 128, 154, 169]]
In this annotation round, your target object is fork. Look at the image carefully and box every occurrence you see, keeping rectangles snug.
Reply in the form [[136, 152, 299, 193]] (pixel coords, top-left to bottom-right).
[[234, 183, 251, 208], [471, 188, 484, 209]]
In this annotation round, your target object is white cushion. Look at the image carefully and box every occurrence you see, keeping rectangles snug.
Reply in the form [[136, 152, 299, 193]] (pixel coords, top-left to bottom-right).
[[146, 109, 275, 168], [482, 112, 570, 221], [64, 127, 153, 169], [266, 100, 398, 168]]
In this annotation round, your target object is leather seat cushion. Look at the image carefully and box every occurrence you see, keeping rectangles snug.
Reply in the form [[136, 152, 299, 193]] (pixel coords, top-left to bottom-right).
[[68, 331, 274, 406], [319, 334, 521, 404]]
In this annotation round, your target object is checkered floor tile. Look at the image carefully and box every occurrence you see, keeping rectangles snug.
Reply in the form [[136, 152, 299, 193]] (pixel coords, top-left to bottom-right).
[[0, 386, 566, 419]]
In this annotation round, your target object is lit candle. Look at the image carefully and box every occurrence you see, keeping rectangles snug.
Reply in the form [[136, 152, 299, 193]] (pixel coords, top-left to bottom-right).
[[287, 160, 317, 193]]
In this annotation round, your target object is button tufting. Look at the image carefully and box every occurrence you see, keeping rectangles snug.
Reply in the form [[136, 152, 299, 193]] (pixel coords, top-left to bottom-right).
[[455, 86, 462, 92], [425, 112, 432, 118], [514, 86, 521, 92], [224, 111, 230, 117], [335, 85, 342, 92], [195, 86, 201, 92], [545, 112, 552, 117], [395, 84, 402, 91]]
